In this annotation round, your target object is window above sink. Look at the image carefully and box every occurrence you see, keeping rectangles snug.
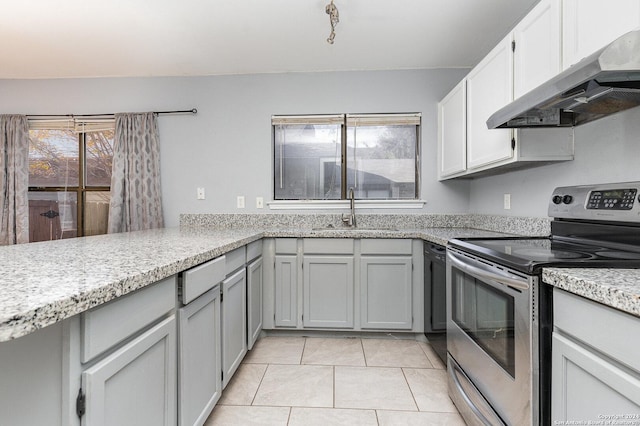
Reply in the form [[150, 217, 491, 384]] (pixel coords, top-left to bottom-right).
[[272, 113, 422, 205]]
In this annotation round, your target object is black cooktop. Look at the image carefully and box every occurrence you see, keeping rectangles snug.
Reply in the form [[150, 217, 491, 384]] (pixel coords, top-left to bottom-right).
[[449, 182, 640, 274], [449, 236, 640, 274]]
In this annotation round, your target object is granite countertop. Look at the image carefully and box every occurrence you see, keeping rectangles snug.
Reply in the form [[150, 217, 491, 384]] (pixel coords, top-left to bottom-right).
[[267, 226, 510, 247], [3, 223, 638, 343], [0, 228, 262, 342], [543, 268, 640, 318], [0, 226, 507, 342]]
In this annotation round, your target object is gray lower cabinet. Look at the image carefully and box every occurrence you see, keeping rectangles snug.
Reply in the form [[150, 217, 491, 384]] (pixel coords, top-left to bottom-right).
[[81, 316, 177, 426], [178, 286, 221, 426], [221, 268, 247, 388], [0, 321, 66, 426], [360, 256, 412, 329], [552, 289, 640, 422], [266, 238, 423, 332], [275, 254, 298, 327], [247, 257, 263, 349], [303, 255, 354, 328]]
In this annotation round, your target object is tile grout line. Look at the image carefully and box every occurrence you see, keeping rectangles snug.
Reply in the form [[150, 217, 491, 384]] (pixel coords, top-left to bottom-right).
[[417, 341, 439, 370], [332, 365, 336, 409], [400, 367, 421, 412], [249, 363, 270, 406], [299, 336, 307, 365], [360, 338, 368, 367], [285, 406, 292, 426]]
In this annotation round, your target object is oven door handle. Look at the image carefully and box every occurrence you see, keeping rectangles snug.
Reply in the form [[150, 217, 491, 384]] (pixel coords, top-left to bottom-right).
[[447, 251, 529, 291]]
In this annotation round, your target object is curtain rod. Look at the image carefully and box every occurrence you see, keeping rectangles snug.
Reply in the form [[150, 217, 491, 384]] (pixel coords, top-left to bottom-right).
[[26, 108, 197, 118]]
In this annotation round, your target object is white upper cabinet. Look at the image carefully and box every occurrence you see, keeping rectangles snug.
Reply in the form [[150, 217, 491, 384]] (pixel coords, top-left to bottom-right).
[[563, 0, 640, 70], [437, 0, 575, 180], [438, 80, 466, 178], [466, 34, 514, 170], [513, 0, 562, 99]]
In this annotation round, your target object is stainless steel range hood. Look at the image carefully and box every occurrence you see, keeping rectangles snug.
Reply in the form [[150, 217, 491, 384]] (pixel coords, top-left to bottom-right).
[[487, 29, 640, 129]]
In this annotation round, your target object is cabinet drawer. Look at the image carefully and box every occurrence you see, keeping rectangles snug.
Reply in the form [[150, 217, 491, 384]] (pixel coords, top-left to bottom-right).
[[182, 256, 225, 304], [304, 238, 354, 254], [246, 240, 263, 262], [81, 276, 176, 363], [361, 239, 412, 255], [225, 247, 246, 275], [554, 289, 640, 373], [275, 238, 297, 254]]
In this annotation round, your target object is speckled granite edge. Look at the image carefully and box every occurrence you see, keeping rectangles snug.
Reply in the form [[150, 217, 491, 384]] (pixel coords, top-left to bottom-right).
[[0, 230, 263, 342], [180, 213, 550, 236], [260, 227, 511, 247], [180, 213, 474, 229], [0, 225, 516, 342], [0, 212, 553, 343], [543, 268, 640, 318]]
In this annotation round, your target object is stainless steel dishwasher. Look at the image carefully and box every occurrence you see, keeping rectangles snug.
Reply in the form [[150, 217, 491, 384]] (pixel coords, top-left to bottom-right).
[[423, 242, 447, 364]]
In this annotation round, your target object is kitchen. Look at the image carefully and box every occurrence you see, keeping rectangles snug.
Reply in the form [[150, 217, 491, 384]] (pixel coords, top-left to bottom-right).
[[1, 0, 640, 425]]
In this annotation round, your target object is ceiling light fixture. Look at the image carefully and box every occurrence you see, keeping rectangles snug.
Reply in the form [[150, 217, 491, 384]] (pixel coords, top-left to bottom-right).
[[325, 0, 339, 44]]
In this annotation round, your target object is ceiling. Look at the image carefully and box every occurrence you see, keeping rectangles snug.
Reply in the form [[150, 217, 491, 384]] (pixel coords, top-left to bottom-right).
[[0, 0, 539, 79]]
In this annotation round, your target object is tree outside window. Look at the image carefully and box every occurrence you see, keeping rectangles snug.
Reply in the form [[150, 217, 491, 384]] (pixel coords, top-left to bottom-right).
[[28, 126, 114, 242]]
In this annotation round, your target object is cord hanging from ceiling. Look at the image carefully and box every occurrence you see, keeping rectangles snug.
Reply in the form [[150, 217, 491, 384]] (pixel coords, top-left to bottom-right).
[[326, 0, 339, 44]]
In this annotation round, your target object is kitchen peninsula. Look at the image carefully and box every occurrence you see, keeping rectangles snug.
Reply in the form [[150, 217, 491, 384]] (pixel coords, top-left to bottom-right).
[[1, 214, 640, 426]]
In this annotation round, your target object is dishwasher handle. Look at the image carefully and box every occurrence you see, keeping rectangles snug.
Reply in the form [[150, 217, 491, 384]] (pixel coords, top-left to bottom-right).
[[447, 250, 529, 291]]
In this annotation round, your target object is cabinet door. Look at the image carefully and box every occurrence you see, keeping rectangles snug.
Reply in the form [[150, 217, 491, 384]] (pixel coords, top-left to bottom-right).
[[178, 288, 221, 426], [247, 257, 263, 350], [438, 80, 467, 178], [81, 316, 177, 426], [360, 256, 412, 330], [303, 255, 354, 328], [552, 333, 640, 422], [221, 269, 247, 388], [275, 255, 298, 327], [563, 0, 640, 70], [466, 34, 514, 170], [513, 0, 561, 98]]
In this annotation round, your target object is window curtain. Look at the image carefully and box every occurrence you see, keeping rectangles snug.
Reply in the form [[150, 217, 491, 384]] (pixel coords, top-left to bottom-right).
[[108, 112, 164, 233], [0, 115, 30, 245]]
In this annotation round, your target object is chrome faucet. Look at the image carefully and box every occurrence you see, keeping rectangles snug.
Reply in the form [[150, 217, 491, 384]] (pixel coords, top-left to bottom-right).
[[342, 187, 356, 227]]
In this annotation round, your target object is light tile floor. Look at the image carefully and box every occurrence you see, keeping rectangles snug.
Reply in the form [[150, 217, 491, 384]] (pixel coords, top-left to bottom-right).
[[205, 336, 465, 426]]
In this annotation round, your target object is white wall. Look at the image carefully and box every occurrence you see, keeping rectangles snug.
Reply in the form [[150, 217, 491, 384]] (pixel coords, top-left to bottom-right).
[[0, 69, 470, 226], [469, 107, 640, 218]]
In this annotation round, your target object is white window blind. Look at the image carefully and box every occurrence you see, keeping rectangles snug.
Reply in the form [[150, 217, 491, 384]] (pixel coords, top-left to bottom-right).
[[346, 113, 421, 127], [28, 117, 115, 133], [271, 115, 344, 126]]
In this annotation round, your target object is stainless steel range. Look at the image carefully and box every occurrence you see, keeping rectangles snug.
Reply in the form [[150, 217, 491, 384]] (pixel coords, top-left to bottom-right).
[[446, 182, 640, 425]]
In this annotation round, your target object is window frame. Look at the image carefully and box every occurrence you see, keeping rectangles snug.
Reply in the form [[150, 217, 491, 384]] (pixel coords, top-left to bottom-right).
[[28, 122, 114, 240], [271, 113, 423, 208]]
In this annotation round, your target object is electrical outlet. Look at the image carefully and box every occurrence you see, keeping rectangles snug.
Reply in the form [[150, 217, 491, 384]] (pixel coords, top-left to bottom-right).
[[256, 197, 264, 209], [237, 196, 245, 209], [196, 187, 205, 200], [504, 193, 511, 210]]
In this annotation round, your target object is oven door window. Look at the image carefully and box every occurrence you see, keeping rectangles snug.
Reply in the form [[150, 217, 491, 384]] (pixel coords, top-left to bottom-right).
[[452, 269, 516, 378]]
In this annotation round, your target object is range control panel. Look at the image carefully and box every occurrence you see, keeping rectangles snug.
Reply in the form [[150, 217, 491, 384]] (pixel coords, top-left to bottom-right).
[[586, 189, 637, 210], [549, 182, 640, 222]]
